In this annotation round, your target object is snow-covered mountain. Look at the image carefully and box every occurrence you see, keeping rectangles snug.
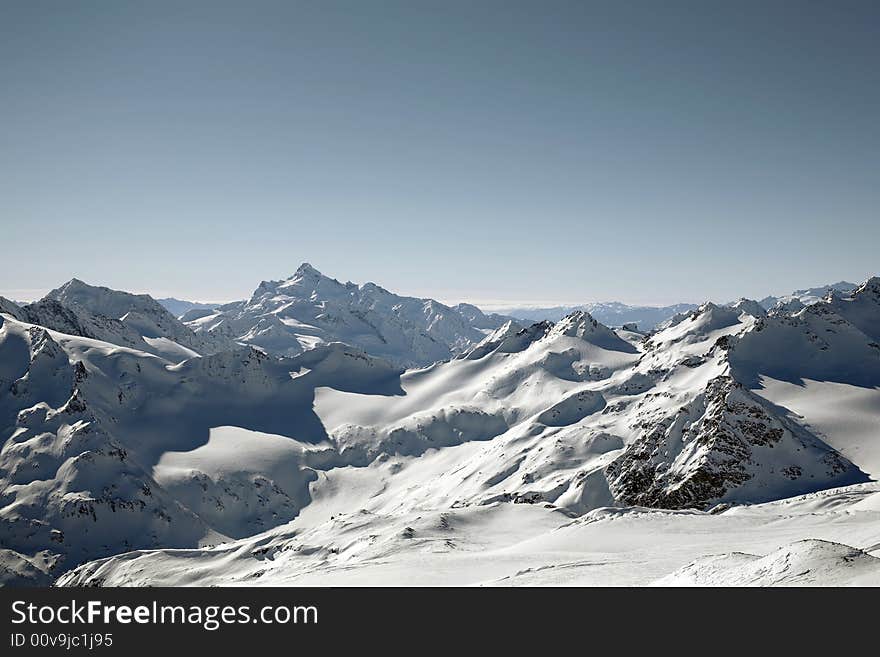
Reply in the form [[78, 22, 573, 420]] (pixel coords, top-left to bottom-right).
[[0, 309, 403, 583], [758, 281, 858, 310], [493, 281, 863, 332], [39, 279, 236, 358], [181, 263, 512, 368], [2, 274, 879, 586], [495, 301, 700, 330]]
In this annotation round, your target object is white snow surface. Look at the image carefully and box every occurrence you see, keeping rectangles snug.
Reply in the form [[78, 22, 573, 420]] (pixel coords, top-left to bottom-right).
[[3, 273, 880, 586], [57, 483, 880, 586]]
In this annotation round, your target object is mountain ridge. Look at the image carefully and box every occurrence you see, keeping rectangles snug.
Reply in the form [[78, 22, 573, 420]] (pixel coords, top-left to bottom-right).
[[2, 271, 879, 586], [180, 262, 514, 368]]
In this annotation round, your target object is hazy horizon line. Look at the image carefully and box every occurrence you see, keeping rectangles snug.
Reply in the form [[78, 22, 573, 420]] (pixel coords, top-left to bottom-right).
[[1, 271, 872, 313], [0, 286, 709, 309]]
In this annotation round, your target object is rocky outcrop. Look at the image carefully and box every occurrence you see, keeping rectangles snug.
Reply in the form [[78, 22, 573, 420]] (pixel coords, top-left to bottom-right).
[[605, 376, 866, 509]]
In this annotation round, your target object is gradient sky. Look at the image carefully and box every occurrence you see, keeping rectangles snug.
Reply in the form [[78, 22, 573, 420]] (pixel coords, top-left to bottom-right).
[[1, 1, 878, 307]]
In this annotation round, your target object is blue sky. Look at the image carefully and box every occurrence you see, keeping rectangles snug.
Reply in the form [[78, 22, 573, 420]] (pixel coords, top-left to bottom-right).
[[1, 1, 878, 306]]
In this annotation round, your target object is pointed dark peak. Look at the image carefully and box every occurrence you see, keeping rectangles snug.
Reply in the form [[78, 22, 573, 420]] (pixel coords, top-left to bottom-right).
[[50, 277, 91, 296]]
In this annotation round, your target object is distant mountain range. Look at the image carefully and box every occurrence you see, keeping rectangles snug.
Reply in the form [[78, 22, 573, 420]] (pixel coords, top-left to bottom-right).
[[154, 297, 216, 318], [480, 281, 861, 330], [162, 263, 514, 368], [2, 268, 878, 586], [494, 301, 700, 330], [758, 281, 858, 310]]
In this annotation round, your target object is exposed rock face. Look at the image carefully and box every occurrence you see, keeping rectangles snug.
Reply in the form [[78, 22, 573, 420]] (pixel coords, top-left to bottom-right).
[[21, 298, 147, 351], [604, 376, 866, 509], [0, 297, 24, 320]]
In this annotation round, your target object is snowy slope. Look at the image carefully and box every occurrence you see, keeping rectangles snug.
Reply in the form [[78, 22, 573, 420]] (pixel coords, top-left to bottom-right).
[[57, 482, 880, 587], [653, 538, 880, 586], [18, 298, 202, 363], [0, 316, 210, 575], [605, 375, 863, 509], [3, 274, 880, 587], [0, 312, 402, 580]]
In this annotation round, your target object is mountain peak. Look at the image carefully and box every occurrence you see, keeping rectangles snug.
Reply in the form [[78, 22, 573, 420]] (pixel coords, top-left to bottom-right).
[[47, 278, 154, 307], [360, 281, 391, 295], [294, 262, 322, 277], [558, 309, 599, 329], [58, 277, 91, 292], [730, 298, 767, 318]]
